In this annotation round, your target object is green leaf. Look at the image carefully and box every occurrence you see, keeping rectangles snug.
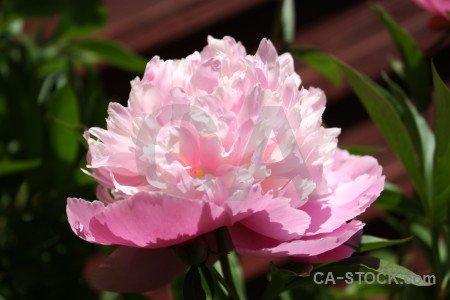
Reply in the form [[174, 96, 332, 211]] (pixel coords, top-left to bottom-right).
[[382, 74, 421, 148], [381, 73, 406, 116], [0, 92, 6, 120], [199, 265, 215, 299], [382, 74, 435, 209], [374, 182, 402, 211], [402, 98, 435, 207], [360, 258, 433, 286], [6, 0, 64, 18], [359, 235, 413, 252], [409, 223, 434, 267], [37, 72, 64, 104], [52, 0, 107, 39], [438, 232, 447, 264], [291, 49, 341, 86], [183, 267, 206, 300], [442, 269, 450, 292], [14, 180, 28, 209], [432, 64, 450, 224], [316, 256, 432, 286], [337, 61, 425, 203], [282, 257, 378, 290], [372, 4, 430, 111], [388, 57, 405, 80], [330, 280, 390, 299], [68, 39, 147, 73], [171, 273, 185, 300], [227, 251, 245, 300], [100, 291, 121, 300], [281, 0, 296, 45], [7, 0, 106, 38], [207, 263, 239, 300], [262, 264, 298, 300], [410, 223, 432, 248], [37, 58, 67, 78], [0, 159, 41, 176], [48, 84, 80, 166], [262, 263, 312, 300], [341, 145, 383, 156], [0, 57, 45, 158], [80, 66, 108, 128]]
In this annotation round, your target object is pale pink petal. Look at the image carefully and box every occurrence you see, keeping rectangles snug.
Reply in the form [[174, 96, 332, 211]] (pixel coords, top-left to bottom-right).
[[190, 58, 220, 93], [106, 103, 134, 137], [203, 36, 247, 61], [256, 38, 278, 67], [128, 79, 162, 115], [67, 198, 106, 243], [240, 197, 311, 241], [230, 220, 364, 258], [226, 185, 276, 222], [168, 126, 200, 167], [67, 192, 232, 248], [293, 229, 363, 263], [302, 151, 384, 235], [198, 134, 224, 171]]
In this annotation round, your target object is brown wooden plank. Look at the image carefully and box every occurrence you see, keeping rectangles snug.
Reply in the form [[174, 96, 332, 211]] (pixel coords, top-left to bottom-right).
[[294, 0, 439, 101], [99, 0, 272, 52], [99, 0, 441, 104]]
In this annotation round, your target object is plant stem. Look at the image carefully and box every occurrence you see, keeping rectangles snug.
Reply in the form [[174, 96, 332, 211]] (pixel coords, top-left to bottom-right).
[[206, 263, 240, 300], [215, 227, 240, 300], [431, 225, 443, 299]]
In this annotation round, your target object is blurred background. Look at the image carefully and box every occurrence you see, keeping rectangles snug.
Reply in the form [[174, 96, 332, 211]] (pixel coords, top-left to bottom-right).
[[0, 0, 448, 299]]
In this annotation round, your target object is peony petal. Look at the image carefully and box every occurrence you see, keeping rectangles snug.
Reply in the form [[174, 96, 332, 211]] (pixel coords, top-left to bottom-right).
[[106, 102, 134, 137], [303, 151, 384, 235], [91, 246, 186, 293], [226, 185, 276, 222], [256, 38, 278, 67], [190, 58, 220, 93], [128, 79, 162, 114], [230, 220, 364, 258], [67, 192, 233, 248], [293, 228, 363, 263], [198, 134, 224, 171], [67, 198, 106, 243], [240, 198, 311, 241]]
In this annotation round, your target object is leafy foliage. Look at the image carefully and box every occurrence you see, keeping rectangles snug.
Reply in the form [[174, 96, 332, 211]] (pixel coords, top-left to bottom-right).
[[1, 0, 449, 299], [0, 0, 147, 298], [289, 4, 450, 299], [359, 235, 413, 253], [291, 49, 342, 86], [372, 4, 431, 111], [432, 64, 450, 225]]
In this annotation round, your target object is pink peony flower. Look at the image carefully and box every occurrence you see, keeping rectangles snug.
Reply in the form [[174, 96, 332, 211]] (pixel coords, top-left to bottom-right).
[[67, 36, 384, 293], [413, 0, 450, 30]]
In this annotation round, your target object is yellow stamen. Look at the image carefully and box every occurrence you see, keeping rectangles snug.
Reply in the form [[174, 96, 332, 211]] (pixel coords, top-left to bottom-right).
[[195, 169, 205, 178]]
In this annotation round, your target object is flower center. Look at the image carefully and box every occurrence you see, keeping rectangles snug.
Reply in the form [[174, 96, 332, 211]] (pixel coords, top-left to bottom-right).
[[194, 169, 205, 178]]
